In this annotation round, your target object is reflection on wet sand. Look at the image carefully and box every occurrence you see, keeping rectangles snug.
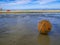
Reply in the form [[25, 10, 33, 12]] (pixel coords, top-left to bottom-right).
[[38, 34, 50, 45]]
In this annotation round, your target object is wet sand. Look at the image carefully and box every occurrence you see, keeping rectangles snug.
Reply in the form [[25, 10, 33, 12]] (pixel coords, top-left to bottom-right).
[[0, 13, 60, 45]]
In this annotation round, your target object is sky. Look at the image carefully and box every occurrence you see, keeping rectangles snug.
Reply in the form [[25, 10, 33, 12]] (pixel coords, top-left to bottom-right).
[[0, 0, 60, 10]]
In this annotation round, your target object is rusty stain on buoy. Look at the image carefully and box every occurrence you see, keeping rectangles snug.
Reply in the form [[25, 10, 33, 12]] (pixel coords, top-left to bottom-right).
[[38, 20, 52, 34]]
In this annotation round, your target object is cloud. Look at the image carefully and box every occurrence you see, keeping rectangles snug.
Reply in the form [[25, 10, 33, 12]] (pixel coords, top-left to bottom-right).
[[31, 0, 57, 4], [1, 0, 31, 6], [9, 0, 31, 5], [0, 0, 59, 9], [1, 0, 57, 5], [40, 0, 56, 4]]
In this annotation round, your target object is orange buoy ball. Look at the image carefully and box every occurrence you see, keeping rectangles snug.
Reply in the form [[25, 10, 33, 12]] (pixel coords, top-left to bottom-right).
[[38, 20, 52, 34]]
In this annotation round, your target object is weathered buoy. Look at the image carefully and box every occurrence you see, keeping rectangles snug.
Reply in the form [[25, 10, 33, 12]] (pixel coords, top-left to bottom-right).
[[38, 20, 52, 34]]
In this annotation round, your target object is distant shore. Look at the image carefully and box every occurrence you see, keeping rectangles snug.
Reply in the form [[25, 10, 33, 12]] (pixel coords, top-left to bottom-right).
[[0, 10, 60, 14]]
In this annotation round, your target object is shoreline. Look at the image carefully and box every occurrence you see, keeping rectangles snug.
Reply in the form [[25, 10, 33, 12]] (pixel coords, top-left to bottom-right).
[[0, 10, 60, 14]]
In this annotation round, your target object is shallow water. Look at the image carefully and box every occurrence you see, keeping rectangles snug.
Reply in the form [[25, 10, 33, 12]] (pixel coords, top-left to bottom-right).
[[0, 13, 60, 45]]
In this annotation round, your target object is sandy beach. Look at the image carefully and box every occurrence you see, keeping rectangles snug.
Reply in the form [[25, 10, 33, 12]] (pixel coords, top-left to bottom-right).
[[0, 13, 60, 45]]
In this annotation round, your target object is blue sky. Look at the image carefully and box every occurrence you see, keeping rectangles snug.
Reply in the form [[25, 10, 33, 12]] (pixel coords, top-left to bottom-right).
[[0, 0, 60, 10]]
